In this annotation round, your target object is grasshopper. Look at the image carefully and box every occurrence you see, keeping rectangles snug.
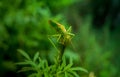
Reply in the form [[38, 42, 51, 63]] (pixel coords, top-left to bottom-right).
[[48, 20, 75, 46]]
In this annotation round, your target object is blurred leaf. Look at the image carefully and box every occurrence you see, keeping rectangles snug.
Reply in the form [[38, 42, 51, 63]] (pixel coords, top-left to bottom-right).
[[33, 52, 39, 62], [17, 49, 31, 60], [28, 73, 37, 77], [70, 67, 88, 73], [68, 70, 79, 77], [18, 67, 35, 73]]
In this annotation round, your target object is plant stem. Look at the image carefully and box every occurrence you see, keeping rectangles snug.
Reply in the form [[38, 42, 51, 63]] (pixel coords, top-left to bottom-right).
[[58, 44, 66, 64]]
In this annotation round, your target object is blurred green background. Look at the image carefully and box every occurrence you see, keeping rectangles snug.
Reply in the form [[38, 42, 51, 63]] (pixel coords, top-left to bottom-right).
[[0, 0, 120, 77]]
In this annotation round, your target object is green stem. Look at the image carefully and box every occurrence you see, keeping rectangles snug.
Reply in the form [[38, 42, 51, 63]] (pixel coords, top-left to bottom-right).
[[58, 44, 66, 64]]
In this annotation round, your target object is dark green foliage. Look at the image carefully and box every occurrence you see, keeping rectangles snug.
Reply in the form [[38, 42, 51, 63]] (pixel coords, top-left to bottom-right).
[[16, 49, 88, 77]]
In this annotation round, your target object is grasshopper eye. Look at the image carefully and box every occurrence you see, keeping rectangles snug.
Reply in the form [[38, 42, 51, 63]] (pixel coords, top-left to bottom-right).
[[49, 20, 66, 33], [48, 20, 57, 27]]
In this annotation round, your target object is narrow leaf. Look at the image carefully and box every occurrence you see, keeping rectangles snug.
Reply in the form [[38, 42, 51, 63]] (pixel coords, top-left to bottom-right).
[[18, 49, 31, 60], [33, 52, 39, 62], [37, 57, 42, 68], [66, 72, 74, 77], [28, 73, 37, 77], [44, 60, 49, 71], [68, 71, 80, 77], [64, 57, 73, 71], [70, 67, 88, 73], [60, 56, 66, 70], [64, 63, 73, 71], [69, 57, 73, 65], [16, 61, 31, 65], [65, 72, 68, 77], [67, 26, 72, 33], [18, 67, 35, 72]]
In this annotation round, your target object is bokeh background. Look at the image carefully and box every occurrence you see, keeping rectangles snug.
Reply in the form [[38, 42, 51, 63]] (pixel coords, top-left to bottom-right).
[[0, 0, 120, 77]]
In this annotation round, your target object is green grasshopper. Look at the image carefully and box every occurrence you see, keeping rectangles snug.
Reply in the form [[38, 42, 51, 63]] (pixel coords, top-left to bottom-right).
[[48, 20, 75, 46], [48, 20, 75, 63]]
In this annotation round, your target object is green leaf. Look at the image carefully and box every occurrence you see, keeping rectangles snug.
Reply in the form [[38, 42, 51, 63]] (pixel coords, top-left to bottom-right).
[[44, 73, 49, 77], [18, 49, 31, 60], [60, 56, 66, 70], [70, 67, 88, 73], [64, 63, 73, 71], [65, 72, 68, 77], [66, 72, 74, 77], [37, 57, 42, 68], [57, 70, 63, 75], [18, 67, 35, 72], [68, 70, 79, 77], [69, 57, 73, 65], [44, 60, 49, 68], [64, 57, 73, 71], [33, 52, 39, 62], [67, 26, 72, 33], [16, 61, 32, 65], [44, 60, 50, 72], [62, 56, 67, 66], [28, 73, 37, 77]]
